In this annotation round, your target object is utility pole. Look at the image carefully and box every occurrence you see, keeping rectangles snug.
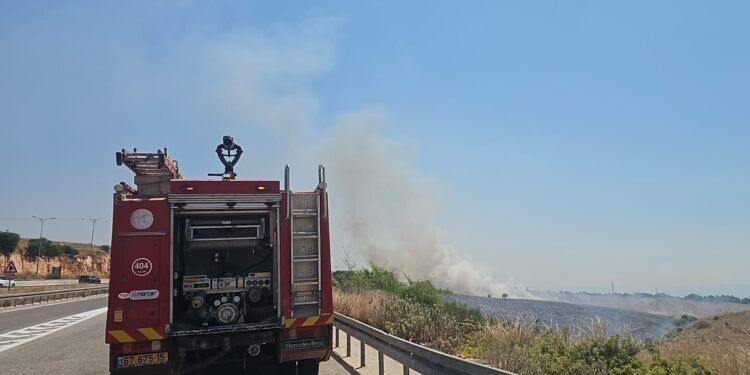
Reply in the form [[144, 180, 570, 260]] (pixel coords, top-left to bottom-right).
[[32, 216, 55, 278], [82, 218, 108, 252], [611, 280, 615, 294]]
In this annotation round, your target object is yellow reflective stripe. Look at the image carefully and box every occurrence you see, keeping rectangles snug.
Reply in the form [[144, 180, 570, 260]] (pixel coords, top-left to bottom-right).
[[137, 328, 164, 340], [302, 316, 319, 327], [284, 318, 296, 328], [325, 314, 334, 324], [109, 330, 135, 343]]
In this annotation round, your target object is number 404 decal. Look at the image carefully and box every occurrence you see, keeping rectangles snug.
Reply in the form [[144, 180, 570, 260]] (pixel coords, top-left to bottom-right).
[[131, 258, 153, 276]]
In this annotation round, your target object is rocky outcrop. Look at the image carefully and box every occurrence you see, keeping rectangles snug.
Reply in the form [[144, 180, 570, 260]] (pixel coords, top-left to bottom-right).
[[1, 252, 110, 278]]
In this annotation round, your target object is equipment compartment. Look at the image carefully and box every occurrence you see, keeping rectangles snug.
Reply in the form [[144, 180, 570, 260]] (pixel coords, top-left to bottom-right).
[[172, 212, 277, 331]]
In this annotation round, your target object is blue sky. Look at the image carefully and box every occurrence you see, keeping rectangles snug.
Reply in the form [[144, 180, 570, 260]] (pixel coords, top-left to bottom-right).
[[1, 1, 748, 296]]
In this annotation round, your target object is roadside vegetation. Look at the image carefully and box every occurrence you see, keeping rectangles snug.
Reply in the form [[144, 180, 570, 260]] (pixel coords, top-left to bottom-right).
[[334, 265, 718, 375], [25, 238, 80, 258]]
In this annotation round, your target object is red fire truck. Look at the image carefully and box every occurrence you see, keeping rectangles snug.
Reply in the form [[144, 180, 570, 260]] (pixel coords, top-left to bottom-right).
[[105, 137, 332, 374]]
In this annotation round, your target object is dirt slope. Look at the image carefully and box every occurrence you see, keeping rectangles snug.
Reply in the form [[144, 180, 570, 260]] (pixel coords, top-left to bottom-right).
[[656, 311, 750, 373]]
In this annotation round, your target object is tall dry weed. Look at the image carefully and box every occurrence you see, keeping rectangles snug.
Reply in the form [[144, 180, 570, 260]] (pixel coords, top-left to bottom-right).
[[334, 288, 470, 353]]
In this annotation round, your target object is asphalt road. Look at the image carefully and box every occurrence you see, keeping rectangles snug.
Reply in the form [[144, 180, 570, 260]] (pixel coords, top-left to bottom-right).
[[0, 297, 352, 375]]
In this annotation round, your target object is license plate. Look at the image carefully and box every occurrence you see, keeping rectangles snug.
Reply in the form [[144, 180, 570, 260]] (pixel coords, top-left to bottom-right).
[[116, 352, 169, 368]]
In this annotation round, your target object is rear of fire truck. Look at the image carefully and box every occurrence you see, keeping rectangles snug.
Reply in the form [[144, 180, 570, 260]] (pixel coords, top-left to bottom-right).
[[105, 137, 333, 375]]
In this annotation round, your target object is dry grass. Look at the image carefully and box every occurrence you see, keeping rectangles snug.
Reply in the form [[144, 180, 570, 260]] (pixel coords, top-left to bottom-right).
[[651, 311, 750, 375], [472, 318, 559, 374], [333, 288, 393, 328], [334, 288, 472, 353]]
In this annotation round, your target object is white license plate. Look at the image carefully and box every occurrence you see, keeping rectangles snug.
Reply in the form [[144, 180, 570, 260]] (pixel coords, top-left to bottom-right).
[[116, 352, 169, 368]]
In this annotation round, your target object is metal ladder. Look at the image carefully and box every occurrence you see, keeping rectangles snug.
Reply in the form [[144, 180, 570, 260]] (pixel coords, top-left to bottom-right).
[[116, 148, 183, 179], [287, 165, 326, 317]]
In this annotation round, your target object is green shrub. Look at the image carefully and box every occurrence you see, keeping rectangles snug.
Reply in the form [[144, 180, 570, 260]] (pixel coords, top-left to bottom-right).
[[645, 355, 713, 375], [60, 245, 79, 257], [26, 238, 53, 258], [26, 239, 78, 258]]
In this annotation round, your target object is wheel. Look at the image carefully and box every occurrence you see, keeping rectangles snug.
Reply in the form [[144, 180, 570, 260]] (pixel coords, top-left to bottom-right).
[[298, 359, 319, 375], [10, 283, 15, 288]]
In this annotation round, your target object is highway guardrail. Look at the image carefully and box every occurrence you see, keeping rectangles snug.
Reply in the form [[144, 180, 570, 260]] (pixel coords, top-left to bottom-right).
[[333, 312, 517, 375], [0, 286, 108, 308]]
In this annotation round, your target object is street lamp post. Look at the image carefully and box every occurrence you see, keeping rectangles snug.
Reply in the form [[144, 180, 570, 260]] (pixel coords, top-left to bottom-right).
[[82, 218, 108, 252], [32, 216, 55, 278]]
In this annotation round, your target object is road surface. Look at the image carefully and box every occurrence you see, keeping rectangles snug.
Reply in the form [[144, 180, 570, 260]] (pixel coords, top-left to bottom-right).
[[0, 296, 354, 375]]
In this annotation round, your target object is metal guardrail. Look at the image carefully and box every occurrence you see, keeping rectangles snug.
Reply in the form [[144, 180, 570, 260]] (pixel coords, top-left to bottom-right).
[[333, 312, 517, 375], [0, 286, 109, 308]]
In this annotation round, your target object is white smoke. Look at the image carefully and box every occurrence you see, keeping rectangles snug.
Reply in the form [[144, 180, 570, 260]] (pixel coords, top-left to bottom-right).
[[319, 111, 535, 298]]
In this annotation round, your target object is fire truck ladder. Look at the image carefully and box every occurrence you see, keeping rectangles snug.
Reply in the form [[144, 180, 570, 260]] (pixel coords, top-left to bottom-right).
[[116, 148, 184, 179], [288, 165, 326, 317]]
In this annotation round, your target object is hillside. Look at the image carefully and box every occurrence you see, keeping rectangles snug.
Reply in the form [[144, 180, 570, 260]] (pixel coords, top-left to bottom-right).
[[1, 238, 110, 278], [654, 311, 750, 373]]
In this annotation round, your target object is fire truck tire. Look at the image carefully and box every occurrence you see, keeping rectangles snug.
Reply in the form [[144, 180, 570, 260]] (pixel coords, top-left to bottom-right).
[[298, 359, 319, 375]]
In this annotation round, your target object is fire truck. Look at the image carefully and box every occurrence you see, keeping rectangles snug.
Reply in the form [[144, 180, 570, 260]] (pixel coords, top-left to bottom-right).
[[105, 137, 332, 374]]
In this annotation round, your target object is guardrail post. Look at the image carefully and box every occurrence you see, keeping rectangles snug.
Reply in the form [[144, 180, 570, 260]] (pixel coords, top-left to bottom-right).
[[378, 351, 384, 375], [361, 341, 366, 367], [335, 327, 340, 348], [346, 332, 351, 357]]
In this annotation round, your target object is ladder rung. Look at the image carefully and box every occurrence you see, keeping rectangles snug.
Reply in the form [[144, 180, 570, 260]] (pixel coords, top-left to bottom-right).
[[293, 258, 318, 263], [292, 209, 318, 214], [292, 281, 319, 286], [293, 233, 318, 238], [293, 254, 319, 259], [292, 212, 318, 217], [293, 277, 318, 284]]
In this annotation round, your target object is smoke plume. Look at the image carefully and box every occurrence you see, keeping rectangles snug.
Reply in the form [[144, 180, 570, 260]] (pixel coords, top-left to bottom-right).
[[319, 111, 535, 298]]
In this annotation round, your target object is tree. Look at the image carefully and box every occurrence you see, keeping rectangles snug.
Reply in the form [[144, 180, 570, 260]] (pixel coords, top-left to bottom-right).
[[60, 245, 79, 257], [99, 244, 110, 252], [26, 238, 53, 258], [0, 231, 20, 258]]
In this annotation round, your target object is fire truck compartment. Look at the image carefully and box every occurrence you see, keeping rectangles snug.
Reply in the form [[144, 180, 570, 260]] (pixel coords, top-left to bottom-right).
[[172, 210, 279, 332]]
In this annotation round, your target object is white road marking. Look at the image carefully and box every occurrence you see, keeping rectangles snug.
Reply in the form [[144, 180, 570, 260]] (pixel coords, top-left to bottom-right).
[[0, 307, 107, 352]]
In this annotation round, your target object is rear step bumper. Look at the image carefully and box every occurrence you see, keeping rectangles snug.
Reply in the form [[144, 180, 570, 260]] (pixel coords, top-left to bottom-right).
[[171, 326, 277, 352]]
